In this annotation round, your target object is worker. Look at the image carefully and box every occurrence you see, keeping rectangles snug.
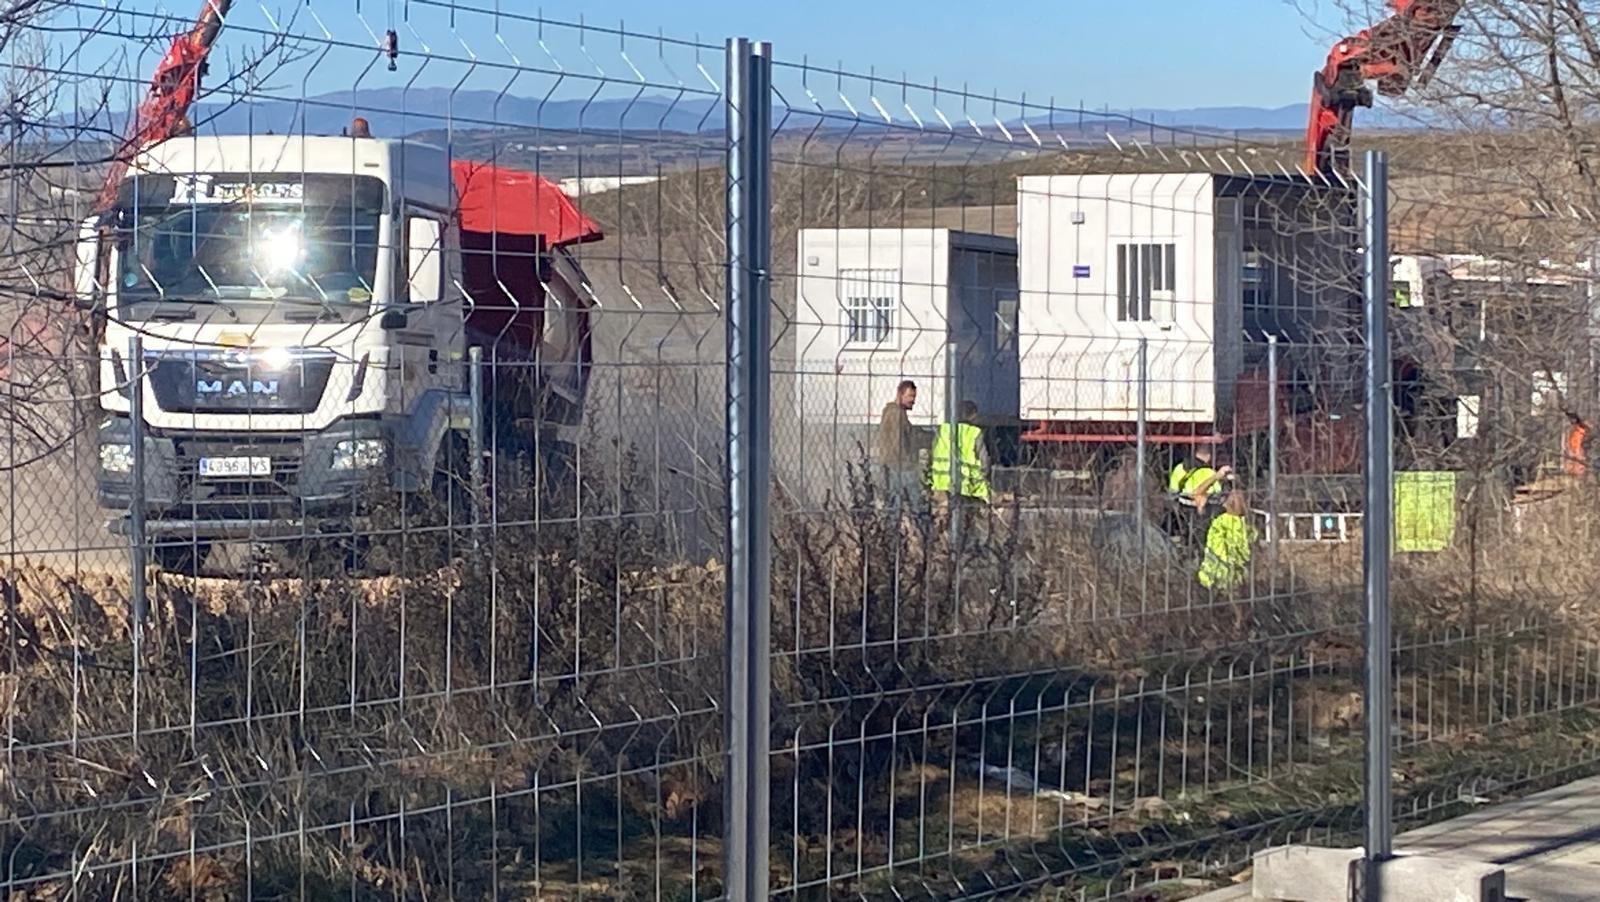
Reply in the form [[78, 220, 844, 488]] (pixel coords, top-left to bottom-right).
[[1166, 446, 1232, 548], [1197, 488, 1256, 592], [876, 379, 921, 503], [1565, 412, 1589, 477], [1168, 446, 1230, 506], [928, 399, 989, 503]]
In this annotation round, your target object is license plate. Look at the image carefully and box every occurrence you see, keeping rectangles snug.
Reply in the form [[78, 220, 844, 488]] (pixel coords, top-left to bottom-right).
[[198, 456, 272, 478]]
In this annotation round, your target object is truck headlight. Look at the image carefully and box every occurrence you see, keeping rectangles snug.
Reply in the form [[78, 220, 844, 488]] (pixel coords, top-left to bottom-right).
[[257, 345, 294, 372], [100, 443, 133, 475], [331, 438, 386, 471]]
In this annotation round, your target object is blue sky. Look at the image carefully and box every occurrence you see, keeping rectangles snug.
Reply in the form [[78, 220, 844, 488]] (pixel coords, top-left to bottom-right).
[[474, 0, 1336, 109], [84, 1, 1336, 112]]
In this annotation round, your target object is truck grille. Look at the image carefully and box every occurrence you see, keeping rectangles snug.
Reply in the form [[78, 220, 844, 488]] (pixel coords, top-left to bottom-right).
[[147, 350, 335, 414], [171, 435, 306, 504]]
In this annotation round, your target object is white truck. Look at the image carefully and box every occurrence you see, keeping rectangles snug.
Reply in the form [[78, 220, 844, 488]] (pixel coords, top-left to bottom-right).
[[79, 130, 599, 568], [1390, 253, 1594, 480]]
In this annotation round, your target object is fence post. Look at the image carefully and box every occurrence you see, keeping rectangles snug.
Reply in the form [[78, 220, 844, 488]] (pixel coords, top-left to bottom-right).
[[945, 339, 961, 551], [468, 345, 485, 542], [724, 35, 773, 902], [126, 335, 147, 757], [1361, 148, 1394, 898], [1135, 337, 1149, 600], [1267, 333, 1280, 585], [127, 336, 147, 626]]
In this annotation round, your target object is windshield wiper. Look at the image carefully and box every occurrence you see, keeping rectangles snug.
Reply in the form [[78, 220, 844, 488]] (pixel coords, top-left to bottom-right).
[[284, 309, 340, 323], [130, 299, 240, 323]]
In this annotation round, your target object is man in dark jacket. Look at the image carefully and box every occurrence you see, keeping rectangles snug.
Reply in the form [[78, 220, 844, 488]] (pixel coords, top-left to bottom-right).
[[876, 380, 921, 502]]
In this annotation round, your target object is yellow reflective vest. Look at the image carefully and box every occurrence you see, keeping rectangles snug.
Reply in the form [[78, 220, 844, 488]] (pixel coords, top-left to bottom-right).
[[1198, 511, 1255, 590], [1168, 461, 1217, 495], [928, 422, 989, 501]]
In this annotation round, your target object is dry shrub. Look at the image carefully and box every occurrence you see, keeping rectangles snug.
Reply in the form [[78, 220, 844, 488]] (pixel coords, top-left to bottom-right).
[[6, 449, 1600, 897], [0, 453, 729, 898], [1381, 478, 1600, 633]]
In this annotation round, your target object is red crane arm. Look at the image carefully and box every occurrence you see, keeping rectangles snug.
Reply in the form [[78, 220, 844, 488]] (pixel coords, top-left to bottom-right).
[[1303, 0, 1462, 176], [94, 0, 231, 212]]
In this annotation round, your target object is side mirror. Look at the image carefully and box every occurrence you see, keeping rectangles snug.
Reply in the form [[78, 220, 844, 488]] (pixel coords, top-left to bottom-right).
[[73, 215, 102, 311], [406, 216, 442, 303], [380, 307, 409, 330]]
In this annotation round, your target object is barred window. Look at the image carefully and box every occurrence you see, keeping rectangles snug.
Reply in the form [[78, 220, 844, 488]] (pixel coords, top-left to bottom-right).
[[1116, 242, 1176, 321], [841, 268, 898, 346]]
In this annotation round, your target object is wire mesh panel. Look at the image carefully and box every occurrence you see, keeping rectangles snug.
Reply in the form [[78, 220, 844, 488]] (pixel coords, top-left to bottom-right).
[[1, 4, 729, 898], [1379, 117, 1600, 838], [761, 57, 1378, 898], [9, 1, 1600, 900]]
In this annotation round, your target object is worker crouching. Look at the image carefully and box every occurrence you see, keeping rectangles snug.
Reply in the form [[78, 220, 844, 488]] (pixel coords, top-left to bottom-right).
[[1198, 488, 1258, 629], [1166, 446, 1232, 551]]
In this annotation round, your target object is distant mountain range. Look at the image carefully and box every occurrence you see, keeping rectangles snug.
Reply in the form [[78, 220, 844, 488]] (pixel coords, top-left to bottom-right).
[[171, 89, 1423, 139]]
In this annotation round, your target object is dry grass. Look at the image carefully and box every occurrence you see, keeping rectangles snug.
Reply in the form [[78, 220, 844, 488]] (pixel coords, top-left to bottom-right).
[[2, 459, 1600, 897]]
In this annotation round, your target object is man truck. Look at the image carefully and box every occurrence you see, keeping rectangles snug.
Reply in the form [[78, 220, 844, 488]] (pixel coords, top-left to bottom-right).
[[81, 132, 600, 569]]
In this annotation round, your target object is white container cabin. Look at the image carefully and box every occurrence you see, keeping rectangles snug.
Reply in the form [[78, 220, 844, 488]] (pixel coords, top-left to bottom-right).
[[791, 228, 1020, 428], [777, 228, 1019, 503], [1015, 172, 1358, 441]]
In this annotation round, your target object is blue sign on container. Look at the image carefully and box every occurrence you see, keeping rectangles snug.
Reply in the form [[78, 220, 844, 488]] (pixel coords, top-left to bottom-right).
[[1072, 264, 1091, 278]]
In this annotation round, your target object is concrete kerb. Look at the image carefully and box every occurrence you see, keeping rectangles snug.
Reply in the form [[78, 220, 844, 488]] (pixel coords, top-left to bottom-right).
[[1249, 845, 1505, 902], [1249, 845, 1362, 901]]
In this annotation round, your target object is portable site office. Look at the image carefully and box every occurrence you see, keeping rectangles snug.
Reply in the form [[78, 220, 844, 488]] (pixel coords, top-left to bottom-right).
[[776, 228, 1021, 503], [789, 227, 1021, 428], [773, 174, 1362, 504], [1015, 171, 1361, 443]]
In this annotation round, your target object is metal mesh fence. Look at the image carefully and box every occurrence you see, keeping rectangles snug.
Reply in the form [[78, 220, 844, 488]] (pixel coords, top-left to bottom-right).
[[1377, 141, 1600, 841], [759, 58, 1376, 899], [2, 4, 731, 898], [1, 2, 1599, 900]]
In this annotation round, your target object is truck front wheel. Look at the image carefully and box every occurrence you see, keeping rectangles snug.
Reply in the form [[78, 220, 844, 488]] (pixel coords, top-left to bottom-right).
[[149, 537, 211, 574], [431, 433, 476, 524]]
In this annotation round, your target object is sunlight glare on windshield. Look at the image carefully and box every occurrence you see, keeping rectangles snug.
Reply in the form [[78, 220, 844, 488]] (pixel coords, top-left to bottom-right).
[[255, 222, 304, 277]]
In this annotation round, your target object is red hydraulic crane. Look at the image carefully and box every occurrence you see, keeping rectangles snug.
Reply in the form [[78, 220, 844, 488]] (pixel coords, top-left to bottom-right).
[[2, 2, 233, 377], [95, 0, 232, 212], [1303, 0, 1462, 176]]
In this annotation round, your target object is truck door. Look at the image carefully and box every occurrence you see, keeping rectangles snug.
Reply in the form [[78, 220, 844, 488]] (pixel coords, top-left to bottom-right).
[[394, 211, 463, 402]]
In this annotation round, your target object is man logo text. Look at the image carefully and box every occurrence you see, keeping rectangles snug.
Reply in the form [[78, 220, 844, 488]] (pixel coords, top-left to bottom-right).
[[197, 379, 279, 396]]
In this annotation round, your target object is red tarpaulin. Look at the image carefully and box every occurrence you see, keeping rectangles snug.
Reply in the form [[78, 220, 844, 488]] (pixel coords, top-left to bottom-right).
[[450, 160, 602, 248]]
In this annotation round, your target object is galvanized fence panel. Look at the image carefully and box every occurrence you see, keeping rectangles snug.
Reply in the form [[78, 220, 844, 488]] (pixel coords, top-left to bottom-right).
[[761, 58, 1377, 898], [1379, 140, 1600, 845], [3, 3, 1600, 901], [1, 6, 731, 899]]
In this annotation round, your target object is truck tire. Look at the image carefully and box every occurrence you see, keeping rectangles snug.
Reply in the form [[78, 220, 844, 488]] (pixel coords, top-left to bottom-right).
[[431, 433, 475, 524], [150, 538, 211, 574]]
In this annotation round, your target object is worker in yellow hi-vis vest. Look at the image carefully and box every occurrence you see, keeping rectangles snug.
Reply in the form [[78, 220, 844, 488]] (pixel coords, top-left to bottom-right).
[[1198, 488, 1256, 592], [928, 400, 990, 502], [1166, 446, 1232, 551], [1168, 446, 1230, 506]]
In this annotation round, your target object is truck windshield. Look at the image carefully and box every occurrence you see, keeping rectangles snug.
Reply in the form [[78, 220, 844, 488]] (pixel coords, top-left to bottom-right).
[[114, 174, 386, 318]]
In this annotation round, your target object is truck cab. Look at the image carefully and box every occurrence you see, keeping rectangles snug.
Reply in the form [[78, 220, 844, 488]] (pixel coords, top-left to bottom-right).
[[1390, 253, 1592, 479], [80, 132, 597, 562]]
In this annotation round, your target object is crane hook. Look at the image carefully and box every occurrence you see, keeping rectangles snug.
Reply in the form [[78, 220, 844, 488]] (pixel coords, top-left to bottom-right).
[[383, 29, 399, 72]]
